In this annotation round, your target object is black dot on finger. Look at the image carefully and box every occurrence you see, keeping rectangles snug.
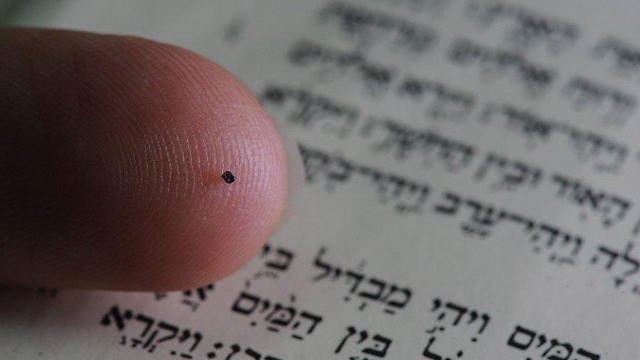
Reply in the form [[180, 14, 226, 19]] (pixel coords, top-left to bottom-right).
[[221, 171, 235, 184]]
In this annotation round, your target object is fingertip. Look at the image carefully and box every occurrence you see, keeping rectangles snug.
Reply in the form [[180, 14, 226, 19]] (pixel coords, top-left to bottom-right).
[[0, 29, 292, 290]]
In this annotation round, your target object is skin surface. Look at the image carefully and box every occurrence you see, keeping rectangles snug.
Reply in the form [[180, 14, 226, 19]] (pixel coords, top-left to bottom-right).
[[0, 29, 290, 291]]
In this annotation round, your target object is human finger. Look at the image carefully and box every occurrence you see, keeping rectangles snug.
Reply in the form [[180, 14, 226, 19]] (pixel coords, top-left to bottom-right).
[[0, 28, 294, 291]]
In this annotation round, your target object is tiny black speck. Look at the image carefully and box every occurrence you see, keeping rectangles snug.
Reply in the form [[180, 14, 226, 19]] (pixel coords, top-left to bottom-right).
[[222, 171, 235, 184]]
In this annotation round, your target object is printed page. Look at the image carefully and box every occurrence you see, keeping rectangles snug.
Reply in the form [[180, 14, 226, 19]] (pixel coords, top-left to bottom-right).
[[2, 0, 640, 359]]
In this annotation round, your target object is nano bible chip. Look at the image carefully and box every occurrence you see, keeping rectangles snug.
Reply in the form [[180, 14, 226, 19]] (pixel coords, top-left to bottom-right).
[[222, 171, 235, 184]]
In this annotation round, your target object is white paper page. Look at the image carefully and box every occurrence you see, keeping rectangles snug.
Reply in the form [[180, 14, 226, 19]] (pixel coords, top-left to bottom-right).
[[2, 1, 640, 359]]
